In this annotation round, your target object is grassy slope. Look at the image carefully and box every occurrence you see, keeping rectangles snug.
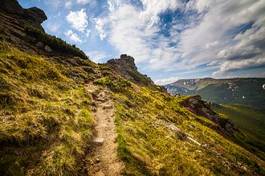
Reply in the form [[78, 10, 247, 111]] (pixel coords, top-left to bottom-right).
[[213, 104, 265, 160], [1, 42, 265, 176], [0, 42, 96, 175], [95, 73, 265, 176]]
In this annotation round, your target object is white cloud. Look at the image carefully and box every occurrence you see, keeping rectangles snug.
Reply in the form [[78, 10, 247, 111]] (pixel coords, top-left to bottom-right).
[[77, 0, 91, 5], [103, 0, 183, 70], [213, 56, 265, 76], [108, 0, 122, 12], [64, 30, 82, 43], [177, 0, 265, 76], [86, 51, 108, 63], [95, 18, 106, 40], [66, 0, 265, 79], [140, 0, 181, 25], [155, 76, 179, 85], [66, 9, 88, 32]]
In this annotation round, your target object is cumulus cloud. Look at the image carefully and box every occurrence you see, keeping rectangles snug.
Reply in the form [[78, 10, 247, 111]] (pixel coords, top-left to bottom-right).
[[101, 0, 265, 79], [102, 0, 184, 70], [178, 0, 265, 76], [64, 30, 82, 43], [47, 0, 265, 80], [66, 9, 88, 32]]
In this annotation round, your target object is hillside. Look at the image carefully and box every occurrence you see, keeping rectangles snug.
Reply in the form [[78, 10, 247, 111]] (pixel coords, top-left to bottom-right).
[[0, 1, 265, 176], [165, 78, 265, 109], [213, 104, 265, 160]]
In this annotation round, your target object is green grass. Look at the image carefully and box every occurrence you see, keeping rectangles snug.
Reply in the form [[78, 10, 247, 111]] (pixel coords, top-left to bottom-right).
[[213, 104, 265, 160], [1, 41, 265, 176], [110, 77, 265, 175], [0, 42, 95, 175]]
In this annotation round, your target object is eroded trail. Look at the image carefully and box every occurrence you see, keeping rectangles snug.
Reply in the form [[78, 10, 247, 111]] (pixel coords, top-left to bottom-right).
[[86, 84, 124, 176]]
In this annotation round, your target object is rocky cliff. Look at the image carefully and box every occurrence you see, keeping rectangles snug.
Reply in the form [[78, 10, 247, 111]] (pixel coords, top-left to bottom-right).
[[0, 0, 87, 59], [106, 54, 155, 87]]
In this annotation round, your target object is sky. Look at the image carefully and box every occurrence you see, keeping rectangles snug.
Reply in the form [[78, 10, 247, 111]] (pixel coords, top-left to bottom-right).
[[18, 0, 265, 85]]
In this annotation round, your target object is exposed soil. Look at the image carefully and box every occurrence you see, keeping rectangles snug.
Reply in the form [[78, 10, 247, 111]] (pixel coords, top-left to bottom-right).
[[86, 84, 124, 176]]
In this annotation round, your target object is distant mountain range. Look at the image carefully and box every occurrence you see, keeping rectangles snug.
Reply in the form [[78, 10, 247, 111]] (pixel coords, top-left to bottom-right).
[[165, 78, 265, 109]]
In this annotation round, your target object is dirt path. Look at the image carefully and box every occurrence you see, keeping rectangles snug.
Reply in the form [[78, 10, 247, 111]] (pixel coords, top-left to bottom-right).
[[86, 84, 124, 176]]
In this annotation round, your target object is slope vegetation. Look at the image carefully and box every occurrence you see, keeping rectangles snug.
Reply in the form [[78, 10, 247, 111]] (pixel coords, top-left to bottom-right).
[[213, 104, 265, 160], [0, 42, 97, 175], [94, 70, 265, 175]]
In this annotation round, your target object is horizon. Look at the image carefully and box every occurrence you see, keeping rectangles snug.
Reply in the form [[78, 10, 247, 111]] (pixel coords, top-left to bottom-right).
[[163, 76, 265, 86], [18, 0, 265, 85]]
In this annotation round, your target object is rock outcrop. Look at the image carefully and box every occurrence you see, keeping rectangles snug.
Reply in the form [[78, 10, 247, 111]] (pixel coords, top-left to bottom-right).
[[181, 95, 237, 136], [0, 0, 47, 28], [24, 7, 47, 24], [106, 54, 155, 87], [0, 0, 87, 59], [0, 0, 47, 49]]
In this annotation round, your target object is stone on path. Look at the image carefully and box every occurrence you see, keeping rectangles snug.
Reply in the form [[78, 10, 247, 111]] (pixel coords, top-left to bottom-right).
[[93, 137, 104, 145]]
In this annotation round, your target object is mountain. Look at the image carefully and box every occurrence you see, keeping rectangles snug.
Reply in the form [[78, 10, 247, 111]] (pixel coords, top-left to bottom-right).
[[165, 78, 265, 109], [0, 1, 265, 175]]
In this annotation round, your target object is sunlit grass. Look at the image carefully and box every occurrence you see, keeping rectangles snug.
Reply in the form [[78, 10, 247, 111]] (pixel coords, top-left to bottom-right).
[[111, 76, 265, 175], [0, 42, 95, 175]]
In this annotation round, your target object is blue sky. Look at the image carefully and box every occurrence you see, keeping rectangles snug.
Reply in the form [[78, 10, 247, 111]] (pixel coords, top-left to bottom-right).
[[18, 0, 265, 84]]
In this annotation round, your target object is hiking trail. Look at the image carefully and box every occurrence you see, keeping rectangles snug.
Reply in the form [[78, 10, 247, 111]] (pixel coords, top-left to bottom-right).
[[85, 84, 124, 176]]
